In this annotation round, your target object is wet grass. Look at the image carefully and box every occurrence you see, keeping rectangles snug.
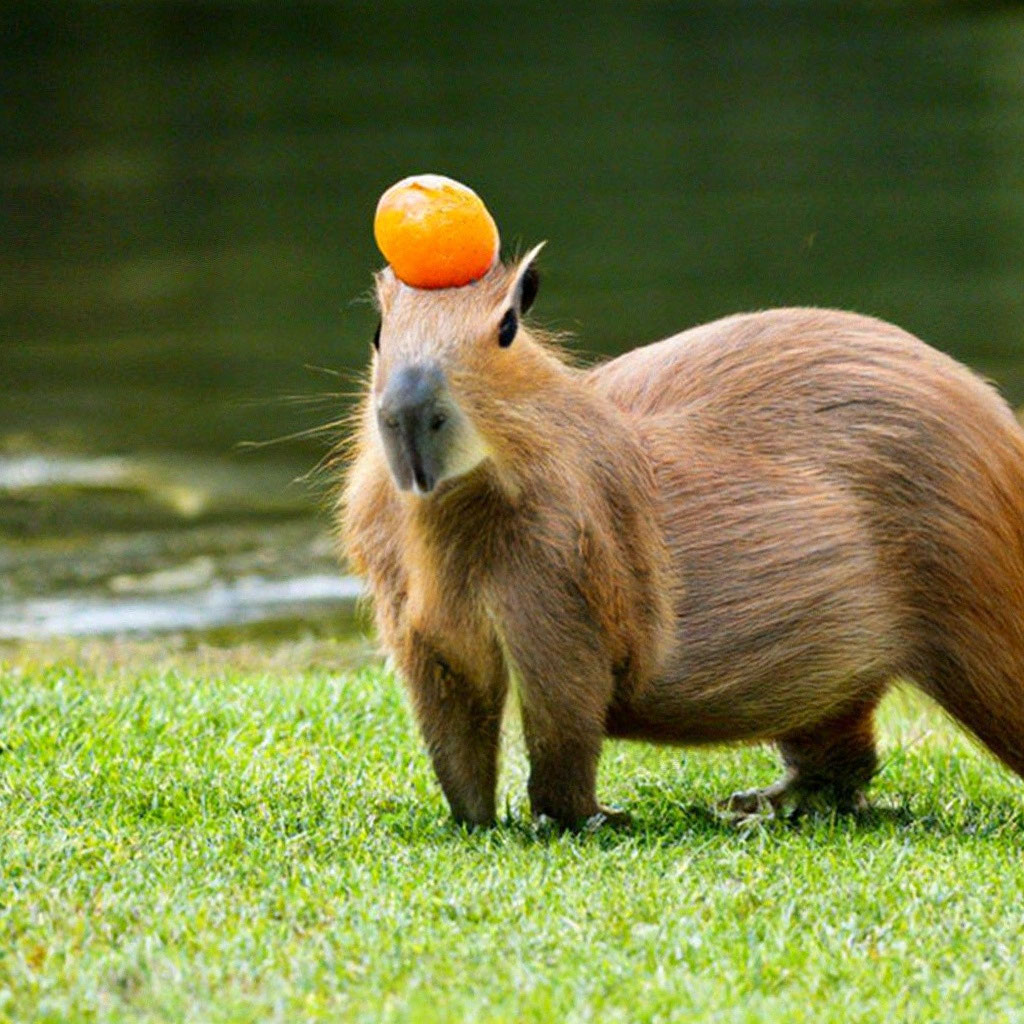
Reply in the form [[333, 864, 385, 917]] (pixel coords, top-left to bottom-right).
[[1, 649, 1023, 1022]]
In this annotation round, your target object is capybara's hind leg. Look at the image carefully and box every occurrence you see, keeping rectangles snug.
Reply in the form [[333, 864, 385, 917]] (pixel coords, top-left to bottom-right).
[[919, 651, 1024, 780], [721, 700, 880, 817]]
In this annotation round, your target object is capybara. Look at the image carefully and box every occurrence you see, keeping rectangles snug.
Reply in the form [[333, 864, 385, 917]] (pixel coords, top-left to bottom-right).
[[340, 247, 1024, 828]]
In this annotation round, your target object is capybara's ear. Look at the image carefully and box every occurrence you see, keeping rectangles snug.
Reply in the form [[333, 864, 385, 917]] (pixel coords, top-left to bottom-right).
[[373, 265, 400, 316], [504, 242, 546, 315]]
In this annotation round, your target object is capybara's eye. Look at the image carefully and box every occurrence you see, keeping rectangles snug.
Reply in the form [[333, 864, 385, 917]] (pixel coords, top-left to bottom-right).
[[383, 416, 399, 431], [430, 413, 447, 432], [372, 320, 381, 351], [498, 309, 517, 348]]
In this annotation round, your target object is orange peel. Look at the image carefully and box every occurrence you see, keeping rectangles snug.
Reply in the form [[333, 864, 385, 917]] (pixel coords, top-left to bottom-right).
[[374, 174, 500, 289]]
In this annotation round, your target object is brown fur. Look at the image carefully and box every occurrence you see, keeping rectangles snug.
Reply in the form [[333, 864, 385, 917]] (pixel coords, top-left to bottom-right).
[[340, 258, 1024, 827]]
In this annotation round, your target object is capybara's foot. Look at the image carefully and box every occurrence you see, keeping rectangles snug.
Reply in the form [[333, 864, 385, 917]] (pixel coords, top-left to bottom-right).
[[450, 813, 498, 831], [717, 781, 791, 820], [584, 806, 633, 831], [534, 805, 632, 833], [717, 779, 869, 822]]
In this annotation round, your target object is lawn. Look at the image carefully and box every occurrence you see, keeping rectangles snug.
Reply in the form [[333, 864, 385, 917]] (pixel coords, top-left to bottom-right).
[[1, 641, 1023, 1023]]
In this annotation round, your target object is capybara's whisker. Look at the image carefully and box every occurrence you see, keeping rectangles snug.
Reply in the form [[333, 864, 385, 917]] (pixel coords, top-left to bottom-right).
[[238, 418, 348, 450]]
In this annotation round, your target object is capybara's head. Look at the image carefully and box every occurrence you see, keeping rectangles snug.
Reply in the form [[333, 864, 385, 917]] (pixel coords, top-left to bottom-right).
[[369, 243, 547, 496]]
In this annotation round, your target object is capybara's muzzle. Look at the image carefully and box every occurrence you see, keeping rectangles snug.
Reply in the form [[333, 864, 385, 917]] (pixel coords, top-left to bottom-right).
[[376, 361, 449, 494]]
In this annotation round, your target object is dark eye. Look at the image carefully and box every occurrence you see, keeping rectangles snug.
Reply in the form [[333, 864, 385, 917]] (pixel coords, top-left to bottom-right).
[[383, 415, 399, 431], [498, 308, 517, 348], [430, 413, 447, 432], [372, 320, 381, 351]]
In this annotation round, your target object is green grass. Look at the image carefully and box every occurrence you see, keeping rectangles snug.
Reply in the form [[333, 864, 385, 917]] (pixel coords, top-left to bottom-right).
[[1, 648, 1023, 1023]]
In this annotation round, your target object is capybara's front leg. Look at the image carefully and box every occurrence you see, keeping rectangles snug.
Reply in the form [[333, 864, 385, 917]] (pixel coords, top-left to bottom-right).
[[520, 704, 607, 828], [402, 637, 507, 827], [500, 584, 627, 831]]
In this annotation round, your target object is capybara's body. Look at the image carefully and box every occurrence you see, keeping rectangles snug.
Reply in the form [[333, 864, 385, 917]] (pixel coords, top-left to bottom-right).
[[342, 256, 1024, 827]]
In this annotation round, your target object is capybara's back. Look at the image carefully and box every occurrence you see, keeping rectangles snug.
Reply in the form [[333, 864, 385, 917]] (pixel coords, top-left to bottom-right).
[[591, 307, 1024, 803], [343, 177, 1024, 827]]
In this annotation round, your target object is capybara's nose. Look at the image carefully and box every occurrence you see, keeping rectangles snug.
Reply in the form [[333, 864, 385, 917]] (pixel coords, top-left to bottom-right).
[[378, 362, 446, 426], [377, 362, 448, 493]]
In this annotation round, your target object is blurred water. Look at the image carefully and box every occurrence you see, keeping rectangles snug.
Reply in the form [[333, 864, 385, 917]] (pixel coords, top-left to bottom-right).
[[0, 451, 362, 640], [1, 574, 362, 639], [2, 1, 1024, 637]]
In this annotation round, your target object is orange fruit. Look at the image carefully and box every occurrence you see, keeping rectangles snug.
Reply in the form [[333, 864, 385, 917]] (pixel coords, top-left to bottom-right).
[[374, 174, 500, 289]]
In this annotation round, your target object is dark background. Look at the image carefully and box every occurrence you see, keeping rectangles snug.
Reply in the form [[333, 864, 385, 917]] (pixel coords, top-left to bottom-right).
[[5, 0, 1024, 471]]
